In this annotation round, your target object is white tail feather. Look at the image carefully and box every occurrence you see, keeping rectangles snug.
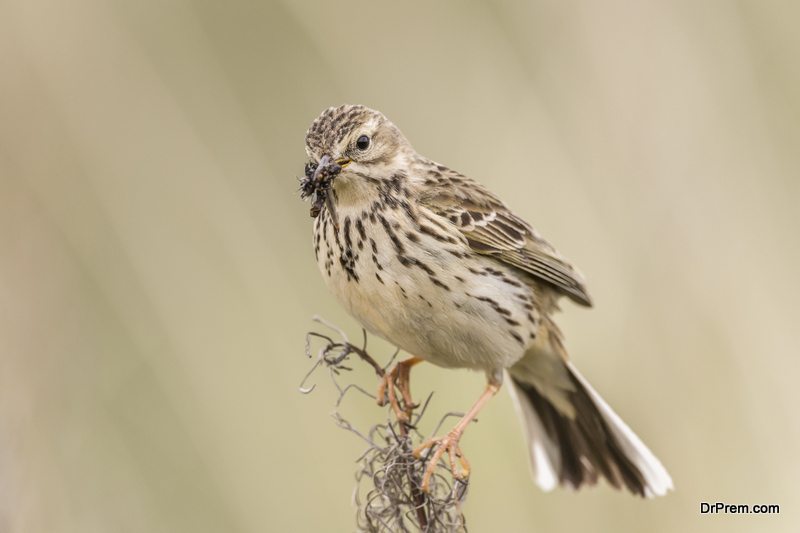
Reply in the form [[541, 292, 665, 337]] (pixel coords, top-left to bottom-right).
[[507, 366, 674, 497], [565, 362, 674, 497], [507, 371, 559, 492]]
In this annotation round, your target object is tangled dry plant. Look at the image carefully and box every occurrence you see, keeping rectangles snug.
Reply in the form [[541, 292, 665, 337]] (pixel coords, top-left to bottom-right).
[[300, 316, 469, 532]]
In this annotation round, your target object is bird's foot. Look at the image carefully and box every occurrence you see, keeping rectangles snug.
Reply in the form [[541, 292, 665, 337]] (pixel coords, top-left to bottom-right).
[[413, 429, 471, 492], [377, 357, 421, 423]]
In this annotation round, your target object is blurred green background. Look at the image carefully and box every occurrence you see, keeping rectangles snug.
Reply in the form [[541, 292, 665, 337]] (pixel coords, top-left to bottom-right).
[[1, 1, 798, 532]]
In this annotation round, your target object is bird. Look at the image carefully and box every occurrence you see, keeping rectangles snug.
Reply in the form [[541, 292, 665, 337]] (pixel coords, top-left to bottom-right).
[[300, 104, 673, 497]]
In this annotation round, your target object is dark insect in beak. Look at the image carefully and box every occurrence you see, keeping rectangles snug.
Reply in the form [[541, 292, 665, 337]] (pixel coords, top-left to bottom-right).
[[299, 154, 342, 226]]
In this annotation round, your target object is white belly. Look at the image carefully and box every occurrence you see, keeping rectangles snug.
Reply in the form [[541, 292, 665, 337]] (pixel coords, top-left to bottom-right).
[[313, 203, 539, 374]]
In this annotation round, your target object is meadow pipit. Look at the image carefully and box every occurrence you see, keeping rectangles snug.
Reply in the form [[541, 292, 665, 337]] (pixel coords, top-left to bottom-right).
[[300, 105, 672, 497]]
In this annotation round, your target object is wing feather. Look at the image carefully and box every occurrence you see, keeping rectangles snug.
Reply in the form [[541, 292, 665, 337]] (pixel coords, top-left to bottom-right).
[[419, 170, 593, 306]]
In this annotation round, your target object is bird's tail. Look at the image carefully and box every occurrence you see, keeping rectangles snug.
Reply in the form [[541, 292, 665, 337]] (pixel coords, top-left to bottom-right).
[[507, 358, 673, 497]]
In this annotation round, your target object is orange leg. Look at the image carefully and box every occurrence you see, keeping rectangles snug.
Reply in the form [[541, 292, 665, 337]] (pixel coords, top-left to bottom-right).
[[377, 357, 424, 422], [413, 381, 501, 492]]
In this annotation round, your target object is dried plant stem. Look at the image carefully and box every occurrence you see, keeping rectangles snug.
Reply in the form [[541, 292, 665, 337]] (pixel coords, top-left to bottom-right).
[[300, 317, 468, 532]]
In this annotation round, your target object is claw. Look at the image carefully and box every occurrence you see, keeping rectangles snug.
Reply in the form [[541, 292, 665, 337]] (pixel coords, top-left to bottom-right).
[[376, 357, 423, 423], [413, 430, 471, 492], [395, 361, 419, 413], [377, 369, 410, 422]]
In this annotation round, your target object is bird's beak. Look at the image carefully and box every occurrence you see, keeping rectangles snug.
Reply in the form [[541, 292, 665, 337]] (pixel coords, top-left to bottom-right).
[[311, 155, 348, 228], [312, 154, 337, 181], [311, 155, 350, 180]]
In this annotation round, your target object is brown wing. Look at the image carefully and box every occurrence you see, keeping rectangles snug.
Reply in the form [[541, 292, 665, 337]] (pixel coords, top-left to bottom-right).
[[419, 171, 593, 307]]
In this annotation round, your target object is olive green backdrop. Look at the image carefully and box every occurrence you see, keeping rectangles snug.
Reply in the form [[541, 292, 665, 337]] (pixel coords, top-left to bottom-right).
[[1, 1, 798, 532]]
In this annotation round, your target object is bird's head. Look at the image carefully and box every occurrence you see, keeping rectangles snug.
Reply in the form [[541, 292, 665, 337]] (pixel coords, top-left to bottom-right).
[[305, 104, 411, 175], [301, 105, 412, 222]]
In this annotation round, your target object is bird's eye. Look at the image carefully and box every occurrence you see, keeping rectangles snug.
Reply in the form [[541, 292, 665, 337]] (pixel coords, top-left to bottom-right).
[[356, 135, 370, 150]]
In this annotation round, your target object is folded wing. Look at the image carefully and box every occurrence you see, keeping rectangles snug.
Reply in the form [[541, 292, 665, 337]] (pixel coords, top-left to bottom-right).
[[419, 171, 592, 307]]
